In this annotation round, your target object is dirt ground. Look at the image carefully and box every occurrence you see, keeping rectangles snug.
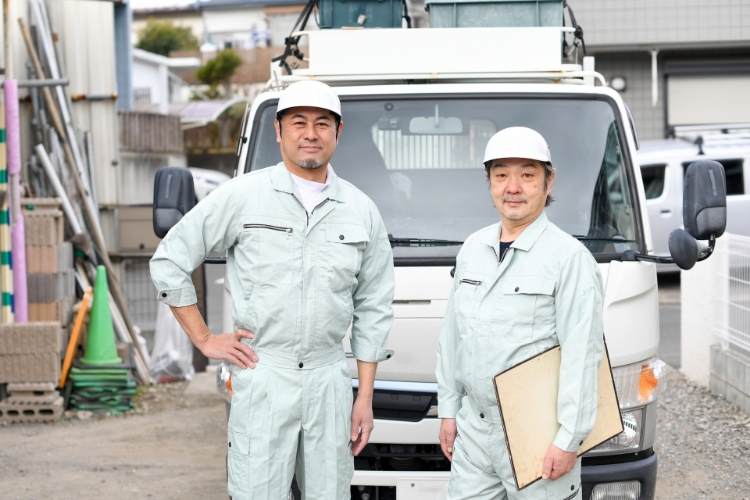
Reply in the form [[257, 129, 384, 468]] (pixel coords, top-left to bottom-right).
[[2, 366, 750, 499], [0, 374, 228, 500]]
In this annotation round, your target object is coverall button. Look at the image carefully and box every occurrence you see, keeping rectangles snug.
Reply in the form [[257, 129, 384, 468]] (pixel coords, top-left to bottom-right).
[[514, 287, 519, 292], [571, 485, 575, 491], [479, 413, 484, 419], [161, 292, 167, 297], [579, 440, 583, 445], [339, 234, 344, 240], [298, 362, 304, 368], [386, 354, 391, 359]]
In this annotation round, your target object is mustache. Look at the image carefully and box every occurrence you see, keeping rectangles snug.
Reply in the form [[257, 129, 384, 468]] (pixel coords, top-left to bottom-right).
[[502, 196, 527, 203]]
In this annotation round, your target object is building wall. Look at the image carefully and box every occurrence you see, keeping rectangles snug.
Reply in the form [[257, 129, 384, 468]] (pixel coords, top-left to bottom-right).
[[594, 52, 666, 141], [572, 0, 750, 49], [202, 7, 266, 47]]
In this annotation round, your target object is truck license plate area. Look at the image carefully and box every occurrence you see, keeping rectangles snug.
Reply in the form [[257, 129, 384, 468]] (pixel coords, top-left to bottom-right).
[[396, 479, 448, 499]]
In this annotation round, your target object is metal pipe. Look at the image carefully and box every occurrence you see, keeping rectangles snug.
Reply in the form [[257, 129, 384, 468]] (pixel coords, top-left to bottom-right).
[[70, 93, 118, 102], [651, 48, 659, 107], [1, 78, 69, 88]]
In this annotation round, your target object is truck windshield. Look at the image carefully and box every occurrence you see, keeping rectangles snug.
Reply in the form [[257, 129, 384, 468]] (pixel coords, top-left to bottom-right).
[[248, 97, 640, 260]]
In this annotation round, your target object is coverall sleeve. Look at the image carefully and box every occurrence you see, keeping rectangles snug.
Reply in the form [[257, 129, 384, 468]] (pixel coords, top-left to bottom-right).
[[349, 201, 395, 363], [150, 186, 239, 308], [552, 250, 604, 452], [436, 259, 465, 419]]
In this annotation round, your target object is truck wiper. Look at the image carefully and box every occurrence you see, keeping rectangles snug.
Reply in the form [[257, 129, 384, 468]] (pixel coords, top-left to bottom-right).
[[573, 236, 637, 243], [388, 234, 464, 247]]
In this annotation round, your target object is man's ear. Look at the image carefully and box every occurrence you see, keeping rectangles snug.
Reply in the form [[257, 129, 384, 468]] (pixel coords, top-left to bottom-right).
[[274, 119, 282, 143], [546, 169, 556, 194], [336, 120, 344, 142]]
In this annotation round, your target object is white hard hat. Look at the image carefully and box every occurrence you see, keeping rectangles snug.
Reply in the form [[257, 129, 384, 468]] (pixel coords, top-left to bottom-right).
[[277, 80, 341, 117], [483, 127, 551, 164]]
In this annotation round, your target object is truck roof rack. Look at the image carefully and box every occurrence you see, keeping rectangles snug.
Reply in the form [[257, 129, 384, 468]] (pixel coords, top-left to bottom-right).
[[267, 27, 605, 89], [671, 124, 750, 150]]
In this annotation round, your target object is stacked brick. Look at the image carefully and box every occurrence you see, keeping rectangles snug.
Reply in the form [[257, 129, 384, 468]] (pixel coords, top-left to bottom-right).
[[23, 200, 75, 324], [0, 322, 65, 424]]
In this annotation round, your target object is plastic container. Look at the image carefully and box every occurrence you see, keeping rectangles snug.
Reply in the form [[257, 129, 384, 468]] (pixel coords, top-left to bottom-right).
[[425, 0, 563, 28], [317, 0, 403, 29]]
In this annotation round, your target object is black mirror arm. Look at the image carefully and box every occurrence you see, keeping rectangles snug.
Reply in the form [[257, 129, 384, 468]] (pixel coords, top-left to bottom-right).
[[621, 234, 716, 264]]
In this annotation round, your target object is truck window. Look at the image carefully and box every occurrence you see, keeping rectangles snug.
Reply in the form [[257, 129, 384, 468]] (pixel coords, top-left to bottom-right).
[[248, 97, 641, 259], [640, 164, 666, 200], [682, 159, 744, 195]]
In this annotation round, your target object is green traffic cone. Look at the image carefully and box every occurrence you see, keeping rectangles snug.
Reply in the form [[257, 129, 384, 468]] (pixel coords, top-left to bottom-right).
[[80, 265, 122, 366]]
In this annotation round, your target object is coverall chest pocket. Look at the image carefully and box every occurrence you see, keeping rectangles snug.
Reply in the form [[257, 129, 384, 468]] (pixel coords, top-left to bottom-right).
[[495, 276, 555, 343], [237, 217, 295, 286], [324, 223, 369, 291], [453, 272, 485, 339]]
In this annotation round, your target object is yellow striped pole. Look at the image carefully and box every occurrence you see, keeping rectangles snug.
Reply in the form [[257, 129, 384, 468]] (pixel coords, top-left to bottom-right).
[[0, 94, 14, 322]]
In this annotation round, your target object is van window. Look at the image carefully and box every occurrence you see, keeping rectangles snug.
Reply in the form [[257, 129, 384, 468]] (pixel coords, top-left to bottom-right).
[[640, 164, 666, 199], [682, 159, 744, 195]]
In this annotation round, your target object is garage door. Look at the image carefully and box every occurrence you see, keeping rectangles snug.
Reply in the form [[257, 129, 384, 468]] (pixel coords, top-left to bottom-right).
[[667, 74, 750, 126]]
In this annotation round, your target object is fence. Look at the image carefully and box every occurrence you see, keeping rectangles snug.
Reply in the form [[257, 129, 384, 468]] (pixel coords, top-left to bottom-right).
[[118, 111, 184, 155], [714, 233, 750, 354]]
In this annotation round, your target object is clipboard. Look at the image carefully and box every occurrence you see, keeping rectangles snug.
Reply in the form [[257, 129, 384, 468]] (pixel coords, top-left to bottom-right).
[[492, 341, 623, 490]]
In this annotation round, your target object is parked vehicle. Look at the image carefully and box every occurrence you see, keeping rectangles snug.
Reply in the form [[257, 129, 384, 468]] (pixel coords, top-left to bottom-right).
[[638, 127, 750, 272], [153, 4, 728, 499]]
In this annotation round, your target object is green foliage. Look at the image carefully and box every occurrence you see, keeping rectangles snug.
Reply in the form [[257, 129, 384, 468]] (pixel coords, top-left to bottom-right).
[[195, 49, 244, 96], [136, 17, 199, 56]]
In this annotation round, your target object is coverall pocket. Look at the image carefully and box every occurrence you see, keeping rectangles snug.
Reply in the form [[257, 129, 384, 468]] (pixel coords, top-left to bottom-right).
[[496, 276, 555, 343], [237, 217, 295, 286], [544, 458, 581, 500], [453, 272, 484, 339], [227, 427, 251, 498], [324, 223, 369, 290]]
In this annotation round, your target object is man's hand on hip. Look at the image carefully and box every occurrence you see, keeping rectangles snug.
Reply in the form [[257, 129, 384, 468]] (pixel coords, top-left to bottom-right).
[[201, 329, 258, 369], [350, 397, 374, 456], [439, 418, 457, 462], [542, 444, 577, 480]]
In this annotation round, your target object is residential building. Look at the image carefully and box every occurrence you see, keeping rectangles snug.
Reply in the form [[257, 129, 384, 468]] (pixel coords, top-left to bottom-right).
[[132, 48, 201, 114]]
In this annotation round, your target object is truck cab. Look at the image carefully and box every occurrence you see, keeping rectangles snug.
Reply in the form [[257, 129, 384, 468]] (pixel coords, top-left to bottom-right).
[[149, 5, 726, 500]]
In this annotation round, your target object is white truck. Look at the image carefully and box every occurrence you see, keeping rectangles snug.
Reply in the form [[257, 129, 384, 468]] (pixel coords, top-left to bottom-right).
[[152, 9, 728, 500]]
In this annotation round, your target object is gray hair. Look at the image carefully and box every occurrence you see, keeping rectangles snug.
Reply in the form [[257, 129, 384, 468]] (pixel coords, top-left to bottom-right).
[[484, 160, 556, 206]]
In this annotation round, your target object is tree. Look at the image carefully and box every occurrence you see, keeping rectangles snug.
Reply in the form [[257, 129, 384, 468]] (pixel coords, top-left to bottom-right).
[[195, 49, 244, 98], [136, 18, 199, 56]]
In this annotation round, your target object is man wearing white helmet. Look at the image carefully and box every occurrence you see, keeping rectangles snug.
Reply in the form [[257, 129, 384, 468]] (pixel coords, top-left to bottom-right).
[[436, 127, 603, 499], [150, 80, 395, 499]]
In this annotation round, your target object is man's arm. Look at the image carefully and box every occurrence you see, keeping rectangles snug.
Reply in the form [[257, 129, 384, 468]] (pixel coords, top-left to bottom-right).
[[348, 201, 395, 455], [436, 269, 464, 461], [151, 184, 258, 367], [543, 250, 604, 479]]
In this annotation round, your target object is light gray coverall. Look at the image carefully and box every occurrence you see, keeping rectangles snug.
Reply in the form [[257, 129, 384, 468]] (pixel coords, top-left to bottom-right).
[[436, 211, 603, 500], [150, 162, 395, 500]]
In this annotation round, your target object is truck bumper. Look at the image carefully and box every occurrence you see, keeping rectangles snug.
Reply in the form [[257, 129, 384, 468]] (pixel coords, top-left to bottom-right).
[[582, 451, 657, 500]]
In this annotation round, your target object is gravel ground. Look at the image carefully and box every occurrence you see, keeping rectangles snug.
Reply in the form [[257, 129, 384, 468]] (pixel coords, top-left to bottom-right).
[[655, 366, 750, 500]]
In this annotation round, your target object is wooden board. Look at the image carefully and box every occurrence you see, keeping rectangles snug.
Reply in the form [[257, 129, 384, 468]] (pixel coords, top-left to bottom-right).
[[493, 343, 623, 490]]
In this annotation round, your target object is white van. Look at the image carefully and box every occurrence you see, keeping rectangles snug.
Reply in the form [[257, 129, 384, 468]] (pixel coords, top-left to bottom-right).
[[638, 129, 750, 272], [154, 21, 727, 500]]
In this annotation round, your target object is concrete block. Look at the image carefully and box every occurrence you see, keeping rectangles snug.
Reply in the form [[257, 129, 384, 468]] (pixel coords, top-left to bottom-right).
[[710, 344, 726, 380], [726, 352, 746, 391], [0, 352, 60, 383], [7, 382, 56, 392], [0, 322, 63, 355], [725, 384, 744, 410], [709, 375, 726, 397], [23, 210, 64, 246], [25, 242, 73, 274], [28, 298, 73, 325], [27, 270, 75, 302], [0, 396, 64, 424]]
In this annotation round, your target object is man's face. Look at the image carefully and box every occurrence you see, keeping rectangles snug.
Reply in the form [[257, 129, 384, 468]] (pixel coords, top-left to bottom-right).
[[487, 157, 554, 224], [274, 106, 342, 170]]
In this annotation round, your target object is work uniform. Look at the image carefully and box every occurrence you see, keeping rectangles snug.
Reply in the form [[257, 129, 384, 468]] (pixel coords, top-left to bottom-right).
[[150, 162, 395, 500], [436, 211, 603, 500]]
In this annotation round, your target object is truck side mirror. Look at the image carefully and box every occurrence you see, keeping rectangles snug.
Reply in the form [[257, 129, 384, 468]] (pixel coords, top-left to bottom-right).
[[667, 229, 698, 270], [683, 160, 726, 240], [153, 167, 196, 238]]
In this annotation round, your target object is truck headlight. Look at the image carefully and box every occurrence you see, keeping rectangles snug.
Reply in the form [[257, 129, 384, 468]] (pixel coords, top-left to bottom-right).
[[216, 363, 233, 403], [588, 409, 643, 454], [611, 356, 666, 409]]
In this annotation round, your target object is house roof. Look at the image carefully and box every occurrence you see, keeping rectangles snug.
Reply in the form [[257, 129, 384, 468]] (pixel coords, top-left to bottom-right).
[[170, 97, 247, 128], [133, 48, 201, 70]]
